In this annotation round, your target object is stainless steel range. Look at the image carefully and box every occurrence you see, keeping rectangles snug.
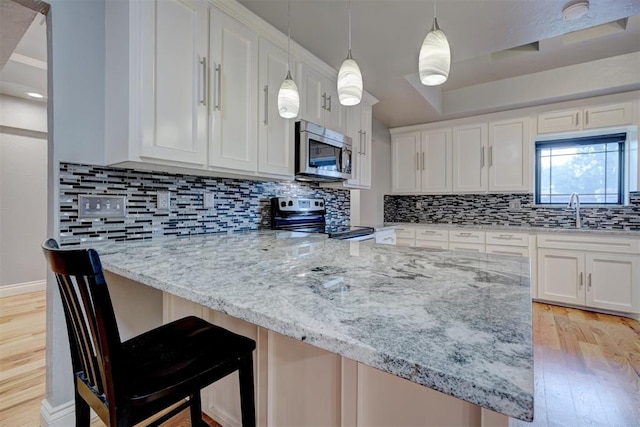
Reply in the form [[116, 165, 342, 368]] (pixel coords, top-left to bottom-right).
[[270, 197, 375, 241]]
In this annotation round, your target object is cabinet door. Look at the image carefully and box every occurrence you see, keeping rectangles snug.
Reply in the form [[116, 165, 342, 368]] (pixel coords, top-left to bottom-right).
[[537, 249, 585, 305], [537, 109, 581, 133], [488, 118, 530, 192], [323, 78, 347, 133], [209, 10, 258, 172], [257, 38, 293, 178], [421, 129, 452, 193], [452, 123, 487, 193], [584, 103, 633, 129], [391, 132, 421, 193], [358, 104, 373, 188], [138, 0, 208, 165], [586, 253, 639, 313], [298, 64, 325, 125]]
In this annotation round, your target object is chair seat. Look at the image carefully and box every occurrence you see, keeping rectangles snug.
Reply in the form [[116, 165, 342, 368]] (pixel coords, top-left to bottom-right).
[[120, 316, 256, 406]]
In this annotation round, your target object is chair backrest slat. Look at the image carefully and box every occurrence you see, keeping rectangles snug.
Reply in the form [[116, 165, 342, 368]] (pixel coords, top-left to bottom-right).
[[42, 239, 121, 408], [57, 273, 104, 394]]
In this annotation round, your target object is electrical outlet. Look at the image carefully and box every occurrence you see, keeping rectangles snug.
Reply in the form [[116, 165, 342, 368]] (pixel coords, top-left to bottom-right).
[[203, 192, 215, 209], [509, 199, 521, 210], [157, 191, 171, 210], [416, 202, 422, 209]]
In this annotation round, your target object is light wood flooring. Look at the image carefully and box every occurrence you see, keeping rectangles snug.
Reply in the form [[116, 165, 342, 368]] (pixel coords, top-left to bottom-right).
[[1, 291, 639, 426]]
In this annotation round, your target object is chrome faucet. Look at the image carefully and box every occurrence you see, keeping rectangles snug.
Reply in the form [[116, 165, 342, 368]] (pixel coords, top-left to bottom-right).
[[567, 192, 581, 229]]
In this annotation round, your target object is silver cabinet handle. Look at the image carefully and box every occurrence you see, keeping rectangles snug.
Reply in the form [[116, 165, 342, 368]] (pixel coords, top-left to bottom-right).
[[358, 130, 364, 155], [421, 152, 425, 170], [458, 232, 472, 237], [214, 63, 222, 111], [575, 111, 579, 126], [588, 273, 592, 288], [362, 130, 367, 155], [322, 93, 327, 110], [199, 57, 207, 106], [499, 234, 513, 239], [263, 85, 269, 125], [327, 95, 332, 112], [585, 110, 589, 126], [416, 152, 420, 171], [489, 146, 493, 167], [481, 146, 485, 168], [579, 272, 583, 288]]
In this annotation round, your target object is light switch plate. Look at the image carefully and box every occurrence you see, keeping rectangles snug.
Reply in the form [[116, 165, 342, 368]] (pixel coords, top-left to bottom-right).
[[157, 191, 171, 210], [509, 199, 521, 210], [78, 195, 126, 218]]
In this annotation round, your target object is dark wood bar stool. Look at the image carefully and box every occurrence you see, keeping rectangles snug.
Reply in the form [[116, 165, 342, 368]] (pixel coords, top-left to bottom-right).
[[42, 238, 256, 427]]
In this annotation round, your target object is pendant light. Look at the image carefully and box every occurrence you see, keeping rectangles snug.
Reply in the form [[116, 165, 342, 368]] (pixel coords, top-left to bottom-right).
[[337, 0, 363, 106], [418, 0, 450, 86], [278, 0, 300, 118]]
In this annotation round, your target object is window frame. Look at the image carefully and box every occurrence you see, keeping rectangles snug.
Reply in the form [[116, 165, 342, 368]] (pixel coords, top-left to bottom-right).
[[534, 133, 627, 206]]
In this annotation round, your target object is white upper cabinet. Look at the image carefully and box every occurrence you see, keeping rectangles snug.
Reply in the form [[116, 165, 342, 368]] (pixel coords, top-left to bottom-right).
[[421, 129, 452, 193], [208, 9, 258, 173], [137, 0, 209, 166], [257, 38, 294, 178], [537, 102, 633, 133], [452, 123, 488, 193], [298, 63, 347, 134], [488, 118, 530, 192], [391, 129, 451, 194], [345, 101, 373, 189], [391, 131, 421, 193]]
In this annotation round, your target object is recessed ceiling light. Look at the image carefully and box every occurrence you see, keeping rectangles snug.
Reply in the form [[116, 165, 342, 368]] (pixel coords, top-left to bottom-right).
[[26, 92, 44, 99], [563, 1, 589, 21]]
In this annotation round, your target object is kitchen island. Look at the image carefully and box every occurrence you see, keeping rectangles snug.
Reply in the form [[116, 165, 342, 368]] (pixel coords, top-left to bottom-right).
[[96, 231, 533, 426]]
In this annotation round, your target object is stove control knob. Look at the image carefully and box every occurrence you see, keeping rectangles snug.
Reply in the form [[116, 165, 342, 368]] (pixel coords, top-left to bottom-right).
[[319, 202, 324, 207], [280, 201, 286, 207], [288, 200, 293, 206], [314, 201, 319, 206]]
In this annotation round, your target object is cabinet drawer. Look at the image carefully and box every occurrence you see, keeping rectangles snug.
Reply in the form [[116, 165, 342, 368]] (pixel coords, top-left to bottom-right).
[[395, 227, 416, 239], [486, 231, 530, 247], [537, 234, 640, 254], [449, 230, 485, 244], [396, 238, 416, 247], [415, 228, 448, 242], [448, 242, 485, 253], [486, 245, 529, 257], [415, 240, 448, 250], [375, 231, 397, 245]]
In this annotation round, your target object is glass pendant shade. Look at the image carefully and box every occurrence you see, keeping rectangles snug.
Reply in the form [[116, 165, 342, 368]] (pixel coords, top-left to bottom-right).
[[419, 17, 450, 86], [278, 70, 300, 119], [338, 51, 363, 106]]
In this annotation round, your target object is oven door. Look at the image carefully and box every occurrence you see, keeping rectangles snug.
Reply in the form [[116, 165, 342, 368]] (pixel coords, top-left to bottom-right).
[[296, 129, 352, 182]]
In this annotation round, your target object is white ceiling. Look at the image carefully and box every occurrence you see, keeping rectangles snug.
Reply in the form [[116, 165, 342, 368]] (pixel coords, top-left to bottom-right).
[[238, 0, 640, 128], [0, 7, 47, 103]]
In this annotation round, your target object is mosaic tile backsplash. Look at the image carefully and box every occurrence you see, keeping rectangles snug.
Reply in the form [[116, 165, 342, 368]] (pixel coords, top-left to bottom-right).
[[384, 193, 640, 230], [59, 163, 350, 246]]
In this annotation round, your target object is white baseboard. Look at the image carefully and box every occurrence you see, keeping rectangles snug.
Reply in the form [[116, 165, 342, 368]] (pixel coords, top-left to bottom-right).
[[40, 399, 74, 427], [40, 398, 99, 427], [0, 280, 46, 298]]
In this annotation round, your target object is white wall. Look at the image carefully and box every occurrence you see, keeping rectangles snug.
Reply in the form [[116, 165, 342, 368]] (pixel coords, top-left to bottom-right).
[[356, 119, 391, 225], [0, 95, 47, 292]]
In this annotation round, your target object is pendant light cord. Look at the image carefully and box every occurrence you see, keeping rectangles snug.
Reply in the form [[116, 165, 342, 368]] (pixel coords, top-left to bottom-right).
[[348, 0, 352, 52], [434, 0, 437, 18], [287, 0, 291, 72]]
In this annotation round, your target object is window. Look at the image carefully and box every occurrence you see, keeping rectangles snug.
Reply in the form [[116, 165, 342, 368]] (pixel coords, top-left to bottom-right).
[[535, 133, 626, 205]]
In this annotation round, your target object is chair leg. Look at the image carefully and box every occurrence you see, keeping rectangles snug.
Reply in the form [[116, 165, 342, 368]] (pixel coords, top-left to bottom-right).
[[238, 354, 256, 427], [189, 392, 209, 427], [74, 390, 91, 427]]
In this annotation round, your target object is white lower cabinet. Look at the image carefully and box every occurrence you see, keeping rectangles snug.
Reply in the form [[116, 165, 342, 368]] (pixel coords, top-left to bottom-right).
[[537, 234, 640, 314]]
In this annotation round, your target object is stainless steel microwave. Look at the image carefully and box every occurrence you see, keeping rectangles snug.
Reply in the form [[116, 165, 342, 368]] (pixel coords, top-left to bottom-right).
[[295, 120, 352, 182]]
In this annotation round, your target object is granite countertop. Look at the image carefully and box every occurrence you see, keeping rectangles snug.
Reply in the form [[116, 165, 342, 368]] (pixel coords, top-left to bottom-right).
[[387, 222, 640, 237], [95, 231, 533, 421]]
